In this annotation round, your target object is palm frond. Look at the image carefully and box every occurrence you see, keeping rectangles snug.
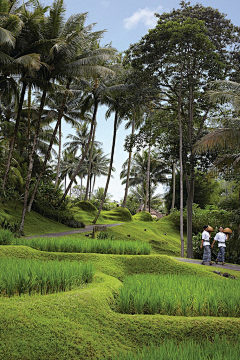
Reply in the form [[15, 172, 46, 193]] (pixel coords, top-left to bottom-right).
[[0, 26, 15, 46], [195, 128, 240, 152]]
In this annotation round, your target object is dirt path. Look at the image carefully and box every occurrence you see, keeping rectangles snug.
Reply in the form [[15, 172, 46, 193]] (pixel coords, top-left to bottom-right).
[[26, 223, 123, 239], [174, 257, 240, 271]]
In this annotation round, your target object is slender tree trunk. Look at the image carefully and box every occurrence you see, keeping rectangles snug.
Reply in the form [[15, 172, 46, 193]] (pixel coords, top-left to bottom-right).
[[171, 161, 176, 212], [85, 118, 97, 200], [27, 83, 70, 212], [178, 64, 184, 258], [143, 145, 151, 212], [88, 174, 92, 200], [80, 176, 83, 200], [93, 110, 118, 224], [60, 99, 99, 203], [149, 173, 151, 213], [186, 84, 194, 258], [186, 161, 195, 258], [2, 81, 27, 190], [19, 87, 47, 232], [122, 118, 135, 207], [27, 84, 32, 144], [55, 118, 62, 186], [92, 175, 96, 196]]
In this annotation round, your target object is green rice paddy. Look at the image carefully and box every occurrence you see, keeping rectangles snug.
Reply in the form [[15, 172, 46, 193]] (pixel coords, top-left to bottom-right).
[[13, 236, 151, 255], [116, 273, 240, 317], [0, 258, 95, 297]]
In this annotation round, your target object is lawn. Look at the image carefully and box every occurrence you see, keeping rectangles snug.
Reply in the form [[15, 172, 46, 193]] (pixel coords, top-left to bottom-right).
[[0, 203, 239, 359]]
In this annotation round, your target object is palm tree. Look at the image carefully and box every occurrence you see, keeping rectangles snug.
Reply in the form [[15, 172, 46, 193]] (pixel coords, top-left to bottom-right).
[[86, 146, 111, 199], [1, 1, 45, 190]]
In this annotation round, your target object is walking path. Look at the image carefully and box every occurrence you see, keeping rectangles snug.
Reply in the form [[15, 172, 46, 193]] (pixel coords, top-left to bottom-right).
[[174, 257, 240, 271], [26, 223, 123, 239], [26, 226, 240, 271]]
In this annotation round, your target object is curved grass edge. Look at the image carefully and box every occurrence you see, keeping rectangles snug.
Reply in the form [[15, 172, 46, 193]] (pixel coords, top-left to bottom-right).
[[0, 271, 239, 360]]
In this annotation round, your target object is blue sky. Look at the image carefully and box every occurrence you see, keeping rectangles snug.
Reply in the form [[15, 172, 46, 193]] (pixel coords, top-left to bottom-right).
[[44, 0, 240, 201]]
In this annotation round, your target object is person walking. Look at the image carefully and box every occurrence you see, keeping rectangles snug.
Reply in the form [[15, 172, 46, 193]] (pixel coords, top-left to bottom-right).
[[211, 226, 228, 265], [200, 225, 213, 265]]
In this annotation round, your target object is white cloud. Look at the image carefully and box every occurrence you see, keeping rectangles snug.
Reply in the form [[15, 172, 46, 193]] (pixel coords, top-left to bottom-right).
[[123, 6, 162, 30]]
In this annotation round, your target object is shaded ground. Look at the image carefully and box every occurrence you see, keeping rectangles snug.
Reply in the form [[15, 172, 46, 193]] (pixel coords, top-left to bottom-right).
[[175, 257, 240, 271]]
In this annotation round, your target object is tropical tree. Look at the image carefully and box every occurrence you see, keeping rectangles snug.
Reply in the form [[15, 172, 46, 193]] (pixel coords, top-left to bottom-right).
[[125, 2, 240, 257]]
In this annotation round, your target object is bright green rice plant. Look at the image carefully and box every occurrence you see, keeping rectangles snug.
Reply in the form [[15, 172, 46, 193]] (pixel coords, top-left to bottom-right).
[[108, 335, 240, 360], [0, 258, 95, 297], [116, 274, 240, 317], [13, 236, 151, 255]]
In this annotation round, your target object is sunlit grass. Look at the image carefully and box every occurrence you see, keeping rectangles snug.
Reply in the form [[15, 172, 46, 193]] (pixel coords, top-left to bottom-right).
[[116, 273, 240, 317], [0, 258, 95, 297], [13, 236, 151, 255], [109, 335, 240, 360]]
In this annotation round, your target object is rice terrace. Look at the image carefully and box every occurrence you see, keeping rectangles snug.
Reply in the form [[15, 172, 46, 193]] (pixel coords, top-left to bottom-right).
[[1, 0, 240, 359]]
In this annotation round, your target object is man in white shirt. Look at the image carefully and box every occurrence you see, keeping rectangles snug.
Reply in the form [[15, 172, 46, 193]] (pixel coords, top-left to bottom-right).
[[200, 225, 213, 265], [211, 226, 228, 265]]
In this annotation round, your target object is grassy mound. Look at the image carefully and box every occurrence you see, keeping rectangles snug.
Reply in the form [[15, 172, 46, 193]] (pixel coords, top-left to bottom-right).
[[74, 201, 98, 213], [133, 211, 153, 222], [102, 207, 133, 222]]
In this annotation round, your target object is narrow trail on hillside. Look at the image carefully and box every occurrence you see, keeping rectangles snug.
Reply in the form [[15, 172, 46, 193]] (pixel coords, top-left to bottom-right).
[[175, 257, 240, 272], [26, 223, 123, 239]]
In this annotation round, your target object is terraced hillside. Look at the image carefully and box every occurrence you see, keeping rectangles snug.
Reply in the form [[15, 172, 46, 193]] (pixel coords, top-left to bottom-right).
[[0, 204, 239, 359]]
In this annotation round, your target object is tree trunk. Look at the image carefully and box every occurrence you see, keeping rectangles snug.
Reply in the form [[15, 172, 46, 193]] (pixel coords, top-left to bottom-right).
[[122, 118, 135, 207], [178, 64, 184, 258], [2, 81, 27, 190], [186, 163, 195, 258], [85, 118, 97, 200], [171, 161, 176, 211], [93, 110, 118, 224], [27, 83, 70, 212], [92, 175, 96, 196], [60, 99, 99, 203], [185, 83, 195, 258], [143, 145, 151, 212], [19, 86, 47, 232], [55, 118, 62, 186]]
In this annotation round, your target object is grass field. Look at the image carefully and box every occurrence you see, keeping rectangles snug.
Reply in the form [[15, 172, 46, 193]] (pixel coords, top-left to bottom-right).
[[0, 202, 239, 359]]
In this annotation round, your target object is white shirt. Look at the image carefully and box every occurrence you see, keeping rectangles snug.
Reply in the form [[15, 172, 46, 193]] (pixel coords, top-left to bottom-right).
[[202, 230, 210, 246], [214, 232, 227, 247]]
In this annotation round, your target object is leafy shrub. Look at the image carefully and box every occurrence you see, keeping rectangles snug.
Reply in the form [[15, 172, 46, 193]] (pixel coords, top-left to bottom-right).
[[32, 200, 85, 228], [169, 204, 231, 234], [133, 211, 153, 222], [0, 218, 20, 234], [0, 229, 14, 245]]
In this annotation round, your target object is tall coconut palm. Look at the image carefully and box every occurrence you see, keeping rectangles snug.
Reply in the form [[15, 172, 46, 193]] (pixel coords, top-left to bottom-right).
[[92, 78, 130, 223], [1, 1, 45, 189]]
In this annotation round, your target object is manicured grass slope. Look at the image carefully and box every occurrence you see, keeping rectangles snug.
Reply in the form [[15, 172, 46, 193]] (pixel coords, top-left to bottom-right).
[[0, 203, 74, 236], [0, 206, 239, 359], [106, 216, 182, 256], [0, 270, 239, 359]]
